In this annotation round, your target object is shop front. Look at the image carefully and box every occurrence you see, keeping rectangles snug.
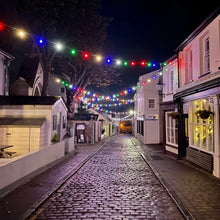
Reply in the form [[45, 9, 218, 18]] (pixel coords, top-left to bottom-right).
[[174, 78, 220, 178]]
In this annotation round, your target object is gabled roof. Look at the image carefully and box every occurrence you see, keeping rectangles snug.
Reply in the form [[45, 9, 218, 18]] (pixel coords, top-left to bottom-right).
[[0, 48, 14, 60], [0, 96, 61, 106], [18, 55, 40, 87]]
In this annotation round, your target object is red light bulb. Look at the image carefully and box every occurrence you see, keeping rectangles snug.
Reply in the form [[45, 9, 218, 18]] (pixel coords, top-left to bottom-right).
[[141, 61, 146, 66], [0, 22, 4, 31], [83, 52, 90, 59], [130, 61, 135, 66]]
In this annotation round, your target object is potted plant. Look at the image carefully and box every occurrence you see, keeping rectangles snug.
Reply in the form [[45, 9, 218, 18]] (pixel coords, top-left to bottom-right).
[[51, 133, 59, 143], [196, 109, 213, 119]]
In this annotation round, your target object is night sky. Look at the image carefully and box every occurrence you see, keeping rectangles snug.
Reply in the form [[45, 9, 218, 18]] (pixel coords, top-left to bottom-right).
[[100, 0, 220, 91], [0, 0, 220, 96]]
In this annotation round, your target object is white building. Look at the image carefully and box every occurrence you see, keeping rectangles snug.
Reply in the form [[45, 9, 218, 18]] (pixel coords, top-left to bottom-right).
[[0, 96, 67, 154], [0, 49, 14, 96], [134, 69, 162, 144], [159, 57, 180, 158], [174, 8, 220, 177]]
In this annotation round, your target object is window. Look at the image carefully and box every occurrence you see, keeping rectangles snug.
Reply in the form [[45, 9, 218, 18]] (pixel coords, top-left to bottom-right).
[[170, 70, 174, 92], [53, 115, 57, 130], [204, 36, 210, 73], [60, 87, 65, 93], [148, 99, 156, 109], [166, 112, 178, 146], [189, 99, 213, 153], [185, 48, 193, 83], [137, 120, 144, 135], [63, 116, 66, 128], [167, 70, 174, 93]]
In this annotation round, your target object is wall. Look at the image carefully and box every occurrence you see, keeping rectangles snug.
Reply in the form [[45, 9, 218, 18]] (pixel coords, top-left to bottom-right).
[[0, 141, 65, 192], [64, 137, 75, 154], [51, 99, 67, 142], [179, 15, 220, 88], [48, 74, 67, 102], [162, 59, 178, 102], [134, 69, 162, 144]]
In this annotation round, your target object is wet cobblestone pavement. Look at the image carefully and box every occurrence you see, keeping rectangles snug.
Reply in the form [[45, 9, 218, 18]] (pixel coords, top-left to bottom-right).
[[31, 135, 183, 220]]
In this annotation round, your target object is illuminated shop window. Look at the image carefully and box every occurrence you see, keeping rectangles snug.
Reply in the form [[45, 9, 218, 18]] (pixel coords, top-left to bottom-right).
[[190, 99, 214, 153]]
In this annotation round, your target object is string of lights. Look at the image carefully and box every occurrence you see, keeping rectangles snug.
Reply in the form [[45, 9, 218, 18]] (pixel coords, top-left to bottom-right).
[[55, 68, 166, 100], [0, 21, 174, 68], [88, 101, 134, 107]]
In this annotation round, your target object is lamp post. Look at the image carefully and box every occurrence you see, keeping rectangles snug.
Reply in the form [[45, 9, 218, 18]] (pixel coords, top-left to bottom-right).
[[156, 74, 164, 99]]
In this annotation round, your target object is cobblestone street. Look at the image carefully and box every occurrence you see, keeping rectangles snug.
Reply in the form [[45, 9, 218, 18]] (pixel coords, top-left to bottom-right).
[[31, 135, 183, 220]]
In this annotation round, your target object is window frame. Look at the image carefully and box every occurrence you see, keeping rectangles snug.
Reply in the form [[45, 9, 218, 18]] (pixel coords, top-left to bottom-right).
[[166, 112, 178, 146], [148, 98, 156, 109], [53, 115, 57, 130]]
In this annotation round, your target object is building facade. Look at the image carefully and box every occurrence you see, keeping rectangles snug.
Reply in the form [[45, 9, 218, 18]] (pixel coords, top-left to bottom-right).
[[174, 9, 220, 177], [0, 96, 67, 154], [159, 57, 180, 158], [134, 69, 162, 144]]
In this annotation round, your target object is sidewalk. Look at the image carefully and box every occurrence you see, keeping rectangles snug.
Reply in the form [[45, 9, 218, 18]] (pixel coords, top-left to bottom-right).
[[130, 136, 220, 220], [0, 141, 104, 220]]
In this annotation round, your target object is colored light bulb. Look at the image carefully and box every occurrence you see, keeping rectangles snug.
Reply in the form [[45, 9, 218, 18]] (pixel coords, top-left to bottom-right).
[[124, 61, 128, 66], [71, 49, 76, 55], [147, 62, 151, 67], [141, 61, 146, 66], [55, 42, 63, 51], [96, 55, 102, 62], [0, 22, 4, 31], [116, 59, 122, 65], [83, 52, 90, 59], [106, 57, 112, 64], [130, 61, 135, 66], [17, 30, 26, 39]]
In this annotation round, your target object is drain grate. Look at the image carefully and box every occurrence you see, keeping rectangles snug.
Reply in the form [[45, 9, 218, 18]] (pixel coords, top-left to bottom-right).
[[150, 155, 163, 160]]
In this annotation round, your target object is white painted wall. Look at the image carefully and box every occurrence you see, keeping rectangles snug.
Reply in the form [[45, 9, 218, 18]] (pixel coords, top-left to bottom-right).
[[134, 69, 161, 144], [162, 59, 178, 102], [0, 141, 65, 191], [51, 99, 68, 142]]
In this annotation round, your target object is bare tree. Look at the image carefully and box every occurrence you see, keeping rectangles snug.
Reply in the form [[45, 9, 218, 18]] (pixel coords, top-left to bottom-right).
[[16, 0, 117, 104]]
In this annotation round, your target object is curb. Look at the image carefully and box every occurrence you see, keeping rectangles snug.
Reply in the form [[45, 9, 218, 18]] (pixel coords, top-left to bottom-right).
[[129, 137, 195, 220]]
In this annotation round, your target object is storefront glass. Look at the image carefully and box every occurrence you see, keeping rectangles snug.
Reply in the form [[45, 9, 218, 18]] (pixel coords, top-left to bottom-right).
[[190, 99, 214, 153]]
